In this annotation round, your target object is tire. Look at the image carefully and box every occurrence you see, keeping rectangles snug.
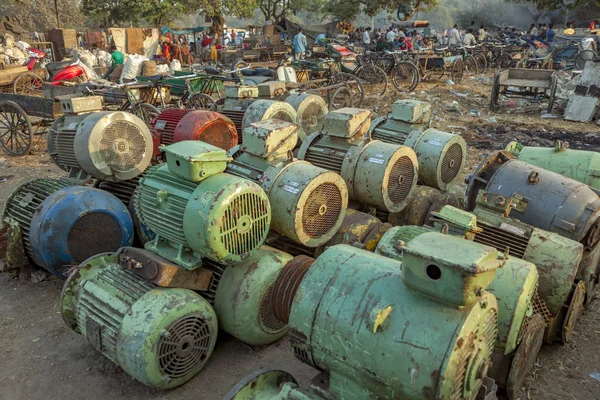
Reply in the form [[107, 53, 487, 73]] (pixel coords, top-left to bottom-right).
[[328, 86, 354, 110], [498, 53, 513, 69], [451, 59, 465, 83], [130, 103, 160, 124], [0, 101, 33, 156], [330, 72, 365, 107], [186, 93, 216, 110], [464, 56, 479, 75], [355, 64, 388, 96], [391, 61, 420, 92], [474, 53, 487, 72], [13, 72, 44, 96]]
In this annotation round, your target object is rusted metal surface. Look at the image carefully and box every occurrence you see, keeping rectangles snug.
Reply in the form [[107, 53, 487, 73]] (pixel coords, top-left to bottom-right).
[[388, 185, 459, 227], [173, 111, 238, 151], [117, 247, 213, 290]]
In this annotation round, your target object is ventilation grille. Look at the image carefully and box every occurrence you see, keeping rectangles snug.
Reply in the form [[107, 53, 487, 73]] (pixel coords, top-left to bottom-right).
[[302, 182, 343, 238], [3, 179, 71, 263], [375, 209, 390, 223], [303, 147, 344, 174], [473, 223, 530, 259], [387, 156, 415, 204], [519, 285, 550, 342], [371, 128, 408, 145], [76, 265, 152, 362], [259, 285, 288, 334], [99, 120, 147, 172], [151, 109, 192, 145], [441, 143, 464, 184], [157, 315, 213, 379], [67, 213, 124, 265], [192, 121, 238, 150], [218, 110, 245, 143], [220, 192, 270, 256]]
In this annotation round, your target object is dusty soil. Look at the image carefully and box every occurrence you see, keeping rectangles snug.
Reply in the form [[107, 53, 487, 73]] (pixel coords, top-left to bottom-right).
[[1, 74, 600, 400]]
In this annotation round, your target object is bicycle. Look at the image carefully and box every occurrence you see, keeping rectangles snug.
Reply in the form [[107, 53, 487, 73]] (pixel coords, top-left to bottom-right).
[[85, 81, 160, 124]]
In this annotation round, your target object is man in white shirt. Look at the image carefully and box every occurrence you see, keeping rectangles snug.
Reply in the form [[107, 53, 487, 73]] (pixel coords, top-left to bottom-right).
[[478, 25, 487, 41], [448, 24, 460, 46], [463, 28, 477, 46], [386, 28, 396, 43], [530, 24, 538, 36], [362, 27, 371, 52]]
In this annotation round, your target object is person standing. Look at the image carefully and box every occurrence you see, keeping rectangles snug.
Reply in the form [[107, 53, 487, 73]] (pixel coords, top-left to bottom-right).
[[448, 24, 460, 47], [386, 27, 396, 43], [478, 25, 487, 41], [547, 24, 556, 43], [293, 28, 307, 60], [362, 27, 371, 52], [463, 28, 477, 46]]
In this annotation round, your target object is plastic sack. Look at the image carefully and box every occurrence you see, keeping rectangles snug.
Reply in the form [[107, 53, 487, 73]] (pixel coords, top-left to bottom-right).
[[169, 59, 182, 74], [16, 41, 30, 51], [120, 53, 149, 82], [96, 50, 112, 67], [156, 64, 170, 74]]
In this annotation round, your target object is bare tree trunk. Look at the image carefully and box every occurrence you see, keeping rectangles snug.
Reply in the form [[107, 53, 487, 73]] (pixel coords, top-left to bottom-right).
[[211, 13, 224, 44]]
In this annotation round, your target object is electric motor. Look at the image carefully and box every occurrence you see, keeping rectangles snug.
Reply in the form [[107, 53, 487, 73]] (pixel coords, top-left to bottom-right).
[[506, 140, 600, 190], [238, 233, 501, 400], [375, 225, 543, 398], [2, 179, 134, 277], [370, 100, 432, 140], [218, 85, 259, 135], [226, 120, 348, 247], [134, 140, 271, 269], [382, 185, 460, 227], [150, 109, 193, 153], [298, 108, 419, 213], [48, 110, 153, 182], [241, 99, 299, 134], [61, 253, 218, 389], [285, 93, 328, 141], [213, 246, 293, 345]]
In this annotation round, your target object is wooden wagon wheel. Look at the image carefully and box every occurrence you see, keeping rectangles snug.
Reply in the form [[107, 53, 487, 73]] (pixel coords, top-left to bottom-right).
[[451, 59, 464, 83], [489, 73, 501, 111], [13, 72, 44, 96], [0, 101, 33, 156], [186, 93, 216, 110]]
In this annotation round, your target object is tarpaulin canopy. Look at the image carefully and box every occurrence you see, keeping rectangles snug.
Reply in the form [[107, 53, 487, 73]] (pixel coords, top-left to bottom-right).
[[160, 26, 207, 35], [283, 19, 341, 41]]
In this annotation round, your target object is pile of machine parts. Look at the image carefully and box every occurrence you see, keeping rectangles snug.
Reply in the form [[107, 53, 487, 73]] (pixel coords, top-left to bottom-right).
[[1, 91, 599, 399]]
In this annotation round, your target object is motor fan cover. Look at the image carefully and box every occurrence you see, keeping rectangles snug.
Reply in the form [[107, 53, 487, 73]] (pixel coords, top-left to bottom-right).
[[48, 111, 153, 182], [241, 100, 299, 134], [173, 110, 238, 150], [285, 93, 328, 141]]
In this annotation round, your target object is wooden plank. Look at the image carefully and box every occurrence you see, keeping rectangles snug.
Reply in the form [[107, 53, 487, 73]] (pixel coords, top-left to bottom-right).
[[0, 93, 62, 118], [0, 67, 29, 86]]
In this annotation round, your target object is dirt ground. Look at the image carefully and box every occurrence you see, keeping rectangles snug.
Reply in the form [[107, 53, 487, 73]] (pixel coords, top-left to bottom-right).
[[1, 74, 600, 400]]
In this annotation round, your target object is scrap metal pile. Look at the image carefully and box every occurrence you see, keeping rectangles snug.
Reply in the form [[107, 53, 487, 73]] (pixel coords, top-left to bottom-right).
[[2, 89, 600, 400]]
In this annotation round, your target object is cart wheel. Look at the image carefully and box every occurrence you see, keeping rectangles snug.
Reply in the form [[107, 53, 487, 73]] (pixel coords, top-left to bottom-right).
[[490, 73, 501, 111], [355, 64, 388, 96], [391, 61, 420, 92], [130, 103, 160, 125], [13, 72, 44, 96], [259, 51, 271, 62], [474, 53, 487, 72], [0, 101, 33, 156], [466, 56, 480, 75], [328, 86, 354, 110], [330, 72, 364, 107], [187, 93, 216, 110], [451, 59, 465, 83], [548, 75, 558, 113]]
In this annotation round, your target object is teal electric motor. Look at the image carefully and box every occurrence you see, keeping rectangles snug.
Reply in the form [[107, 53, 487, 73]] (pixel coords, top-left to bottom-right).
[[227, 232, 502, 400]]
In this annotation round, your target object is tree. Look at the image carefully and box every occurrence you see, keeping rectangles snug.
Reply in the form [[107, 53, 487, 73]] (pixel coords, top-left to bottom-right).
[[324, 0, 438, 22], [2, 0, 84, 31], [81, 0, 198, 27], [197, 0, 257, 44]]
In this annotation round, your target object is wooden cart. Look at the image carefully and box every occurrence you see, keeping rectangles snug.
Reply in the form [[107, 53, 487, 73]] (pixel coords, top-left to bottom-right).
[[0, 93, 62, 156], [490, 68, 557, 112], [0, 66, 47, 96]]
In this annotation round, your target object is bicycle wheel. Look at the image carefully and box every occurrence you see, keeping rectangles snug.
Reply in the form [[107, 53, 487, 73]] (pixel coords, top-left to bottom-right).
[[451, 59, 465, 83], [498, 53, 513, 69], [574, 50, 596, 70], [329, 72, 364, 107], [355, 64, 388, 96], [464, 56, 479, 75], [186, 93, 216, 110], [391, 61, 420, 92], [130, 103, 160, 124], [328, 86, 354, 110], [474, 53, 487, 72]]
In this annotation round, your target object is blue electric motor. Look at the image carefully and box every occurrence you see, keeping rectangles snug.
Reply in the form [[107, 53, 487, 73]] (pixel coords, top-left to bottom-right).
[[2, 179, 134, 277]]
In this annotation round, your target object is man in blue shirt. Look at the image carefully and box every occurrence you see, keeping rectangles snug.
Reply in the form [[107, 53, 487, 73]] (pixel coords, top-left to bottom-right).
[[293, 28, 307, 60], [547, 24, 556, 44]]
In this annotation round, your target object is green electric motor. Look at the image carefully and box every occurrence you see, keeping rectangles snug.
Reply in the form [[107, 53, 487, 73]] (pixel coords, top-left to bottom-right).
[[506, 140, 600, 190], [61, 253, 218, 389], [226, 119, 348, 247], [298, 108, 419, 213], [370, 100, 466, 191], [229, 232, 502, 400], [213, 245, 293, 345], [134, 140, 271, 270], [375, 225, 543, 399]]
